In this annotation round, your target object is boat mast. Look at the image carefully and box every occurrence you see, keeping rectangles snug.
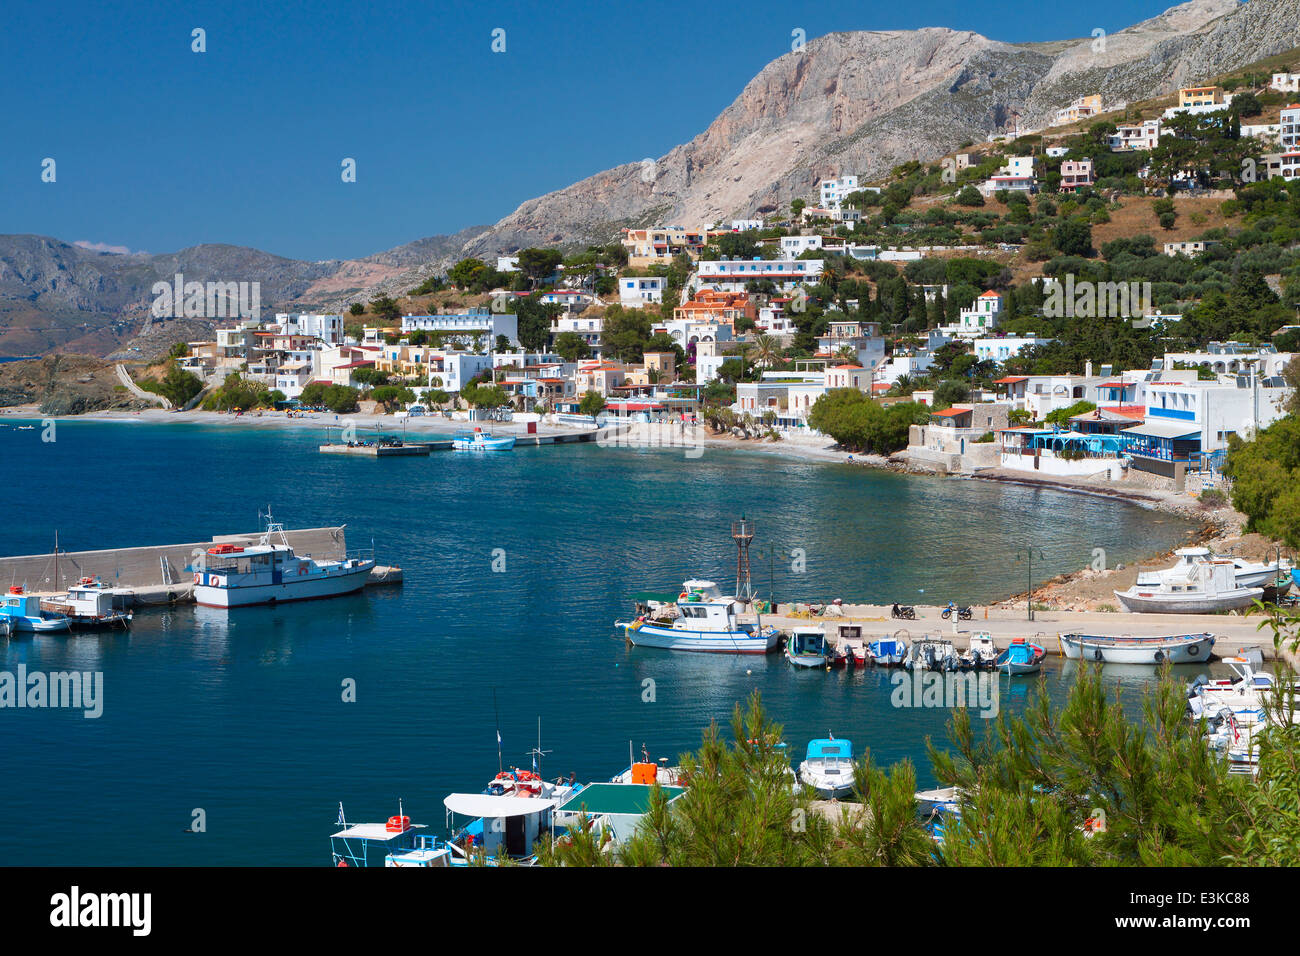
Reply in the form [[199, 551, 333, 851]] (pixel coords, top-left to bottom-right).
[[493, 688, 503, 774], [53, 530, 59, 592]]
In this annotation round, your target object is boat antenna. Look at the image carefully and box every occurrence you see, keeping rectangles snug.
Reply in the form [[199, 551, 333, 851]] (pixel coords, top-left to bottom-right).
[[493, 688, 503, 774], [528, 716, 551, 777]]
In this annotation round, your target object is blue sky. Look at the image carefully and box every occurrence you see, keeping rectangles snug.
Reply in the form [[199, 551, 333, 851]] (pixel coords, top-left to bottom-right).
[[2, 0, 1184, 261]]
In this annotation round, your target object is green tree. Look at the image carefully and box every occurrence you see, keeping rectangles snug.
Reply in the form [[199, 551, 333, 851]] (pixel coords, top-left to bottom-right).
[[554, 331, 592, 362], [577, 390, 606, 417]]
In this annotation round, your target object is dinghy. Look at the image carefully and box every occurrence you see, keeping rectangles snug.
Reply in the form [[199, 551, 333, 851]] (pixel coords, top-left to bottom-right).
[[994, 639, 1046, 675]]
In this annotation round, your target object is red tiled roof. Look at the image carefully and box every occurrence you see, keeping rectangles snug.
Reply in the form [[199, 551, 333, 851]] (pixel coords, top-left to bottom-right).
[[931, 408, 968, 418], [993, 376, 1028, 384]]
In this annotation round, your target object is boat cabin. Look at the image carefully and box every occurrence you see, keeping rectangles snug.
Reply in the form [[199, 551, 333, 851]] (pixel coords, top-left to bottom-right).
[[330, 812, 447, 867], [804, 738, 853, 764], [443, 793, 562, 861]]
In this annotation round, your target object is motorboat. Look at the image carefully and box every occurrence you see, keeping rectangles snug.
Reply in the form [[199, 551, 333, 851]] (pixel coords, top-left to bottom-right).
[[1060, 632, 1214, 664], [994, 639, 1046, 675], [867, 636, 907, 667], [905, 637, 960, 672], [452, 427, 516, 451], [330, 802, 451, 867], [785, 626, 830, 668], [798, 737, 855, 799], [962, 632, 998, 670]]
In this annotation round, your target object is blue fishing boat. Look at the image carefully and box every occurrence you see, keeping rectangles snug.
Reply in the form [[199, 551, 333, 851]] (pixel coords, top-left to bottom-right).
[[994, 639, 1046, 675], [867, 636, 907, 667], [2, 587, 71, 633], [798, 737, 855, 798], [452, 427, 515, 451]]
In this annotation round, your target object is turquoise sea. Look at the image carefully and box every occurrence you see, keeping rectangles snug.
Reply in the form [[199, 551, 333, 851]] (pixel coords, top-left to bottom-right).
[[0, 420, 1207, 864]]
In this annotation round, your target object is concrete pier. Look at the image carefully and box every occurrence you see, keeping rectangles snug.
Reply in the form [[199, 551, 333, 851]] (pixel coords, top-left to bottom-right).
[[320, 442, 432, 456], [0, 526, 398, 607], [744, 602, 1287, 660]]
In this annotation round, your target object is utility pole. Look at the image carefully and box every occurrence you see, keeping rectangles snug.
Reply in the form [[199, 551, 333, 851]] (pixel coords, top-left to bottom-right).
[[1017, 546, 1042, 622]]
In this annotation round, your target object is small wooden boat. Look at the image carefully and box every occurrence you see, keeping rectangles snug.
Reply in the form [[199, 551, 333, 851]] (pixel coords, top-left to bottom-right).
[[1060, 632, 1214, 664], [785, 627, 830, 668], [2, 588, 71, 633], [994, 639, 1045, 675]]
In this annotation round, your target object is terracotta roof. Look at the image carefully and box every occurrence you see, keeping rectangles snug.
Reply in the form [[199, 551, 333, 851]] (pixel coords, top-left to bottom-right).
[[931, 408, 969, 418], [993, 376, 1028, 384]]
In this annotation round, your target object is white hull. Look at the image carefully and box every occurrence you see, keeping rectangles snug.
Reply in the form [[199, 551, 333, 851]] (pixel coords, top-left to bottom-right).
[[1061, 633, 1214, 664], [1114, 587, 1261, 614], [195, 564, 373, 608], [622, 621, 777, 654], [786, 651, 827, 668], [799, 765, 854, 798], [10, 616, 71, 633]]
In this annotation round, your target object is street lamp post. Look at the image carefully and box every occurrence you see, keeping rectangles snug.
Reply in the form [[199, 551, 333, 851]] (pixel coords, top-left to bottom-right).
[[1016, 546, 1042, 621]]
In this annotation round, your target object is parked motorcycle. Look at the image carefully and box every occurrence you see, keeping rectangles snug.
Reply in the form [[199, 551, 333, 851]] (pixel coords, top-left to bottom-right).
[[891, 603, 916, 620], [941, 603, 973, 621]]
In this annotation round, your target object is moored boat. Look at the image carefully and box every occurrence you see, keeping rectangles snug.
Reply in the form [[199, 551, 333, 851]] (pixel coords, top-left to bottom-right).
[[798, 737, 855, 799], [330, 802, 451, 867], [867, 635, 907, 667], [39, 577, 132, 629], [1060, 632, 1214, 664], [1137, 547, 1285, 591], [1, 587, 71, 633], [452, 427, 515, 451], [993, 639, 1046, 675], [616, 579, 780, 654], [962, 631, 999, 670], [192, 515, 375, 608], [785, 626, 830, 668], [905, 637, 960, 672]]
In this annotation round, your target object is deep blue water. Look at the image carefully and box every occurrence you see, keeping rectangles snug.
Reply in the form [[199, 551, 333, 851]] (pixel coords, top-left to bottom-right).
[[0, 420, 1206, 864]]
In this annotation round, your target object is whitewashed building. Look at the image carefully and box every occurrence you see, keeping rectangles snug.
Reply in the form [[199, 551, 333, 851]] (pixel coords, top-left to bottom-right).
[[618, 276, 666, 306], [696, 258, 824, 292]]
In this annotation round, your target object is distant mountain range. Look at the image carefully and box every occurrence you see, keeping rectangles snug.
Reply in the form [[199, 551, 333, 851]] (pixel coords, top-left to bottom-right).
[[3, 0, 1297, 357]]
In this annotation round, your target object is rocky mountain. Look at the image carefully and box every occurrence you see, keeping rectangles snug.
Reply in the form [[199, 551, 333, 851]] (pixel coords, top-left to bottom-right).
[[2, 0, 1297, 355]]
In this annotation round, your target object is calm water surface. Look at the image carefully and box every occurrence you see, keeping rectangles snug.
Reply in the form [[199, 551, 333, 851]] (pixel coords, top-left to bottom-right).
[[0, 420, 1206, 864]]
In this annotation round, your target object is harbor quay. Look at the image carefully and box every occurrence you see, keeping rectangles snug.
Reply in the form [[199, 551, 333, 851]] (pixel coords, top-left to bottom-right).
[[743, 603, 1285, 660], [0, 526, 401, 607]]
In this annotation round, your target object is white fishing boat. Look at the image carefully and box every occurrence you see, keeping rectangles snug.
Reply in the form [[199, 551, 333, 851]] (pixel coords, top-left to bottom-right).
[[192, 514, 375, 608], [962, 631, 998, 669], [905, 637, 960, 671], [40, 577, 132, 629], [798, 737, 855, 799], [1115, 557, 1261, 613], [1060, 632, 1215, 664], [1187, 652, 1300, 721], [785, 626, 830, 668], [616, 579, 780, 654], [1, 587, 71, 633], [1136, 547, 1287, 592], [866, 635, 907, 667], [452, 427, 515, 451]]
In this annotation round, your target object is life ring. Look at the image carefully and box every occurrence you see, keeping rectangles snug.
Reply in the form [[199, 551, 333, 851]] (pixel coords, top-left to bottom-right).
[[1188, 644, 1199, 657], [193, 572, 201, 585], [299, 566, 307, 575], [1154, 649, 1165, 663], [679, 592, 688, 602]]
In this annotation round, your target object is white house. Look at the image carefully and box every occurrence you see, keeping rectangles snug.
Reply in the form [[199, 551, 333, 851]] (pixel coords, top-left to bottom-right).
[[779, 235, 823, 256], [1164, 342, 1294, 379], [1109, 119, 1162, 152], [816, 319, 885, 371], [400, 309, 519, 348], [275, 313, 343, 346], [696, 258, 824, 292], [942, 290, 1004, 339], [1271, 73, 1300, 94], [973, 333, 1055, 363], [819, 175, 859, 209], [983, 156, 1036, 194], [619, 276, 666, 306]]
